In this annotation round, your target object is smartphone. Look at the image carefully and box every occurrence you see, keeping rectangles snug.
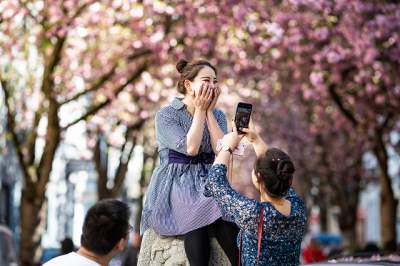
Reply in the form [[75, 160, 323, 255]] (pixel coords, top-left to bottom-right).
[[235, 102, 252, 134]]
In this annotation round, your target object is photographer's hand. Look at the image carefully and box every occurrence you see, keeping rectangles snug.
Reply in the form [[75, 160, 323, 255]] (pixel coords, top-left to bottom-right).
[[242, 119, 268, 157]]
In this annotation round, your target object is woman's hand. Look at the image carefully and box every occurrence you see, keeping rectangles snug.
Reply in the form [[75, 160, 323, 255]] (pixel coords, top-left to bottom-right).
[[241, 119, 268, 156], [208, 85, 220, 112], [194, 83, 213, 111], [241, 119, 260, 143], [221, 121, 243, 150]]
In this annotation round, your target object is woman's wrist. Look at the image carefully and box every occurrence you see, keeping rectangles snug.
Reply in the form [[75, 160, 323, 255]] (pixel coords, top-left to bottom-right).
[[222, 139, 239, 151], [194, 107, 207, 115], [214, 147, 232, 165]]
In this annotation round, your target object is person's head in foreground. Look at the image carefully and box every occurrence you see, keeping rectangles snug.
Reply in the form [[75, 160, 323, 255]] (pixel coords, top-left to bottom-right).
[[252, 147, 295, 199], [44, 199, 131, 266]]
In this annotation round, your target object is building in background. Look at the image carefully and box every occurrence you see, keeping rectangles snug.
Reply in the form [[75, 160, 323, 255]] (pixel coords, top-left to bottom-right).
[[0, 89, 21, 247], [42, 121, 144, 250], [357, 148, 400, 246]]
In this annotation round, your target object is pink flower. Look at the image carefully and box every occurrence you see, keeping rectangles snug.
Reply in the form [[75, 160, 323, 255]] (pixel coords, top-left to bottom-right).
[[375, 95, 385, 105], [364, 48, 378, 64], [313, 27, 329, 41], [327, 51, 341, 63], [366, 84, 377, 95], [303, 88, 314, 100], [140, 111, 149, 119], [310, 72, 324, 87]]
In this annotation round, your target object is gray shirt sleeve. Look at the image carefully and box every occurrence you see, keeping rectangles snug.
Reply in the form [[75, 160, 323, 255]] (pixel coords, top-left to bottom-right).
[[214, 109, 228, 134], [155, 109, 188, 155]]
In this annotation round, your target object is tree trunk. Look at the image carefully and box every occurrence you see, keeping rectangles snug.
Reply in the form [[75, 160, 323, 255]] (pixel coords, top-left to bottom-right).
[[135, 145, 158, 231], [95, 121, 144, 200], [319, 196, 328, 232], [19, 188, 47, 266], [337, 196, 359, 251], [373, 132, 397, 251], [380, 185, 397, 251], [341, 226, 357, 252], [20, 100, 60, 265]]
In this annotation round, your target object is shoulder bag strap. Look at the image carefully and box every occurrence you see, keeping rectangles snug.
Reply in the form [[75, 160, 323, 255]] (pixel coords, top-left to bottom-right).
[[257, 205, 264, 266], [238, 205, 264, 266]]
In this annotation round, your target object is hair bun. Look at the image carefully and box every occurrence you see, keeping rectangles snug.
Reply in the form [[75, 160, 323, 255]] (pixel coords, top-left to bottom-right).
[[276, 160, 295, 181], [176, 59, 189, 73]]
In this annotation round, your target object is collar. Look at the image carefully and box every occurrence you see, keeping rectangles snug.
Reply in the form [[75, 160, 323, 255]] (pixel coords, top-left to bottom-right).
[[171, 97, 185, 110]]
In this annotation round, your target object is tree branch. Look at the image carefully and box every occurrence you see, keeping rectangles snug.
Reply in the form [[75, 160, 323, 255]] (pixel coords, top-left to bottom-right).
[[111, 120, 145, 197], [41, 0, 94, 98], [36, 98, 61, 198], [25, 106, 45, 166], [60, 49, 152, 106], [62, 61, 149, 130], [17, 0, 40, 24], [94, 130, 110, 199], [379, 112, 394, 133], [328, 84, 358, 126], [61, 65, 118, 106], [41, 35, 67, 97], [0, 78, 32, 184]]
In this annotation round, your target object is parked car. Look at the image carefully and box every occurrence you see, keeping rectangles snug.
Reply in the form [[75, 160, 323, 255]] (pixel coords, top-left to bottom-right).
[[40, 248, 60, 264], [303, 253, 400, 265]]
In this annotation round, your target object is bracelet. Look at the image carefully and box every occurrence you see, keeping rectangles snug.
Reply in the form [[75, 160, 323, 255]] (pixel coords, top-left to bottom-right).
[[220, 145, 233, 154]]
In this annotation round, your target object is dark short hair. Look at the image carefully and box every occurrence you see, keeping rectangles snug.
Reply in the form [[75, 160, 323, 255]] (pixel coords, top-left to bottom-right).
[[80, 199, 130, 255], [255, 148, 295, 198], [176, 58, 217, 94], [61, 237, 74, 254]]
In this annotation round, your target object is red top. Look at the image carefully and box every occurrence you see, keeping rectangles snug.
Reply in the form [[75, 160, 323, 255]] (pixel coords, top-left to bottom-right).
[[302, 245, 326, 263]]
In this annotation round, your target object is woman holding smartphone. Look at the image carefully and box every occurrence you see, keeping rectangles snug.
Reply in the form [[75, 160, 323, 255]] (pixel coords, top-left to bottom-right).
[[205, 120, 307, 265], [140, 59, 238, 265]]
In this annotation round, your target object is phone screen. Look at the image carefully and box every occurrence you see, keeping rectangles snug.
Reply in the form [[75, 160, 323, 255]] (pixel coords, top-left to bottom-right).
[[235, 103, 252, 134]]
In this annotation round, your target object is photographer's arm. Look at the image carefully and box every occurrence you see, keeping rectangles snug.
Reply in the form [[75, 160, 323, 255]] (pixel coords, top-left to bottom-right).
[[204, 164, 260, 233], [253, 137, 268, 157], [241, 119, 268, 157]]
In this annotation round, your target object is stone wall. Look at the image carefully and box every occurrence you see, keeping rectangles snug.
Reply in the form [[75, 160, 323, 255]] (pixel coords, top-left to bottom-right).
[[137, 229, 230, 266]]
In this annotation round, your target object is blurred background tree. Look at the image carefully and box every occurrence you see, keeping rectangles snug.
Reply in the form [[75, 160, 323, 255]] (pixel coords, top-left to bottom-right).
[[260, 0, 400, 250]]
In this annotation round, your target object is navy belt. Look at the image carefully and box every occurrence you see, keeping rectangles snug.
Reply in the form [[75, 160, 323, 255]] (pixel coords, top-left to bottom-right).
[[168, 149, 215, 165]]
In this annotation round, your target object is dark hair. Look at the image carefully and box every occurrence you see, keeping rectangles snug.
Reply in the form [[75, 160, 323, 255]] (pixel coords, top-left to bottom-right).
[[176, 59, 217, 94], [255, 148, 295, 198], [61, 237, 75, 254], [80, 199, 130, 255]]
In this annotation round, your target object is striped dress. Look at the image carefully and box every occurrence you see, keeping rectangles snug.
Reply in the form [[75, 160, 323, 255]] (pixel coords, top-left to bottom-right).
[[140, 97, 228, 236]]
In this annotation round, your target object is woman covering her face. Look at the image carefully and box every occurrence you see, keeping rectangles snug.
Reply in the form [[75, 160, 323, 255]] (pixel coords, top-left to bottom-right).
[[140, 59, 239, 265]]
